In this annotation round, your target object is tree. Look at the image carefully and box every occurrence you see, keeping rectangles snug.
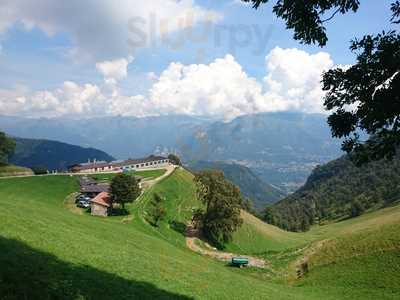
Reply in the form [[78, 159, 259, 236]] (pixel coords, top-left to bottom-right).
[[110, 174, 141, 209], [168, 154, 182, 166], [31, 166, 48, 175], [244, 1, 400, 165], [350, 199, 365, 217], [149, 193, 166, 227], [0, 132, 16, 166], [242, 197, 254, 213], [194, 170, 243, 248], [323, 30, 400, 165], [242, 0, 360, 46]]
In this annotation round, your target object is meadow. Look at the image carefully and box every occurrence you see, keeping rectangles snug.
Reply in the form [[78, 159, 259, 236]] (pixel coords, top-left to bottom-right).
[[0, 168, 399, 299], [89, 169, 167, 182]]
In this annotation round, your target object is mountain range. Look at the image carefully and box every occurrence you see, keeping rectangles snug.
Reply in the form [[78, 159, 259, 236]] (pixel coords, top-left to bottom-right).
[[10, 137, 114, 171], [0, 112, 343, 190]]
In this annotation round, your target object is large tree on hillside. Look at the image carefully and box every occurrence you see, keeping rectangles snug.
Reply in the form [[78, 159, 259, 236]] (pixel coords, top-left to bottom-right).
[[148, 193, 166, 227], [110, 174, 141, 209], [0, 131, 16, 166], [243, 1, 400, 165], [194, 170, 243, 248]]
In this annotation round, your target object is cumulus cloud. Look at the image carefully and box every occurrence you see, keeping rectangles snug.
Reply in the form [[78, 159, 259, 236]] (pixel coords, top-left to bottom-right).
[[0, 82, 107, 118], [96, 57, 133, 84], [263, 47, 334, 113], [0, 0, 221, 61], [0, 47, 337, 120], [146, 47, 334, 119], [148, 54, 264, 120]]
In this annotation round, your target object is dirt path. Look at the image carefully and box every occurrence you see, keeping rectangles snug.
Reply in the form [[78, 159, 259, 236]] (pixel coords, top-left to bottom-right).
[[290, 239, 330, 279], [139, 165, 176, 190], [185, 224, 267, 268]]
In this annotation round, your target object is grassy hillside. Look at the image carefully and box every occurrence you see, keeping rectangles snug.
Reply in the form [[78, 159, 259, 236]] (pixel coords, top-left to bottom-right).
[[265, 154, 400, 231], [90, 169, 167, 182], [0, 168, 399, 299], [188, 161, 285, 210], [0, 164, 33, 177], [10, 137, 115, 171]]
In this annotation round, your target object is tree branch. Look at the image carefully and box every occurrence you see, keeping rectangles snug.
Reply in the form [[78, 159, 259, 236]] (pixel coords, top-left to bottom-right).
[[322, 8, 341, 23]]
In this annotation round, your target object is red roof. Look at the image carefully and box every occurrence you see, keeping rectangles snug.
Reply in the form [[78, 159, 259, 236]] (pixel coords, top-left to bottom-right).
[[90, 192, 111, 207]]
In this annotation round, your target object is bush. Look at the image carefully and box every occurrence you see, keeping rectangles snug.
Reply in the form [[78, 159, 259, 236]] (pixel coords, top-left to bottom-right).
[[148, 193, 166, 227], [31, 166, 48, 175]]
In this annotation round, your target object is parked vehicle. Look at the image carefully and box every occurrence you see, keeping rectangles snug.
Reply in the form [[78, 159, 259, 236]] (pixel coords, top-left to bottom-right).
[[77, 200, 90, 208], [76, 194, 91, 203]]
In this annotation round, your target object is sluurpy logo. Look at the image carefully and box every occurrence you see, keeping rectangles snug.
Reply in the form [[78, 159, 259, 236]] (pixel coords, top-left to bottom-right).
[[127, 11, 274, 62]]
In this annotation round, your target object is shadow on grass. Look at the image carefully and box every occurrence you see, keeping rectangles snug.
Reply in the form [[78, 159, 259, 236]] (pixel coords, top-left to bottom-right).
[[169, 220, 187, 235], [110, 208, 130, 216], [0, 237, 193, 300]]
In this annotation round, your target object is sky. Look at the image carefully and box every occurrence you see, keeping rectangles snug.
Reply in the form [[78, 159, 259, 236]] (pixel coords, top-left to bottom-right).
[[0, 0, 396, 120]]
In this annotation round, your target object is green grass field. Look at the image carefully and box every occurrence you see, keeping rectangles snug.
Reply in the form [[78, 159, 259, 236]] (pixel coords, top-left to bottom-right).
[[0, 168, 399, 299], [89, 169, 167, 182]]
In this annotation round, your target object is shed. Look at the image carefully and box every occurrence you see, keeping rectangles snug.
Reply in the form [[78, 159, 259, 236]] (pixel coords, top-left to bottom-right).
[[90, 192, 111, 217]]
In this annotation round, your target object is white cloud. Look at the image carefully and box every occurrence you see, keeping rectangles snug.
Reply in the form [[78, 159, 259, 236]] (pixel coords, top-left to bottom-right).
[[0, 0, 221, 61], [263, 47, 334, 113], [146, 47, 334, 119], [0, 47, 337, 120], [96, 57, 133, 83], [148, 55, 264, 120]]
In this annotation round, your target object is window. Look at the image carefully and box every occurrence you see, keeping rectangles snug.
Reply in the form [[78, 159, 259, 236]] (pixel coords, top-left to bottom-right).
[[136, 165, 140, 168]]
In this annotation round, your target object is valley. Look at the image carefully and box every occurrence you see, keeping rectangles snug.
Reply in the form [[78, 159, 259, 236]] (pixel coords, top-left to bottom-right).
[[0, 167, 398, 299], [0, 112, 343, 193]]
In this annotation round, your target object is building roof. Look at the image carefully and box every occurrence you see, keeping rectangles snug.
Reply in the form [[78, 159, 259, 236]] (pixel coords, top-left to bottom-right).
[[72, 155, 169, 171], [81, 183, 110, 193], [112, 155, 168, 167], [90, 192, 111, 208], [79, 176, 97, 186]]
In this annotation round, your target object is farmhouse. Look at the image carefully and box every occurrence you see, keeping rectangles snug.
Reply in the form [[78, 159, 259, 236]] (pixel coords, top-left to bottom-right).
[[69, 155, 170, 174], [79, 176, 110, 197], [90, 192, 111, 217]]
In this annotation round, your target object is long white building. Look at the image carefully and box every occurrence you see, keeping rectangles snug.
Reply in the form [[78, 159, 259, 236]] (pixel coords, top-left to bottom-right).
[[69, 155, 170, 173]]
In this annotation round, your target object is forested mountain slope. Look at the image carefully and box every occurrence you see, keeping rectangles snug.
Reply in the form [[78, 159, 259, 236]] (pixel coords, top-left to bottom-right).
[[10, 137, 115, 171], [264, 154, 400, 231]]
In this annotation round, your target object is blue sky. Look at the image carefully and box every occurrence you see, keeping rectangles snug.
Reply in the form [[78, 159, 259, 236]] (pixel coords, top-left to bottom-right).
[[0, 0, 396, 119]]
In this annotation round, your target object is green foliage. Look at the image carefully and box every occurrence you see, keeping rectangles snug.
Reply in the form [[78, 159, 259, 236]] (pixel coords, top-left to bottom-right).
[[323, 31, 400, 165], [110, 174, 141, 209], [188, 161, 285, 210], [350, 199, 365, 218], [264, 154, 400, 231], [241, 198, 254, 213], [168, 154, 182, 166], [194, 170, 243, 248], [0, 132, 16, 166], [31, 166, 48, 175], [148, 193, 166, 227], [242, 0, 360, 46]]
